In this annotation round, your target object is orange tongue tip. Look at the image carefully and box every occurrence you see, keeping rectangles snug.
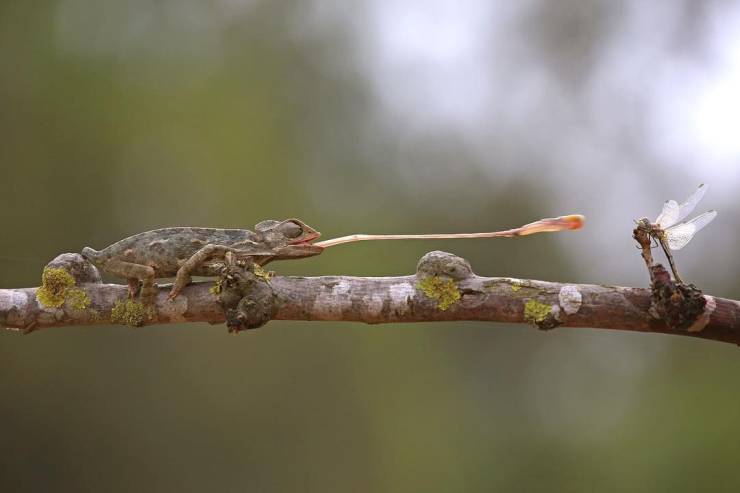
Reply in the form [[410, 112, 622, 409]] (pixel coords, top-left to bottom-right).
[[517, 214, 585, 235], [560, 214, 585, 230]]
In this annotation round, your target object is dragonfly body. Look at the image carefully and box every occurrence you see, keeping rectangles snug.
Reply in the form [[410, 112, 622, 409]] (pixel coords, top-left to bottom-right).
[[636, 218, 687, 284], [636, 184, 717, 284]]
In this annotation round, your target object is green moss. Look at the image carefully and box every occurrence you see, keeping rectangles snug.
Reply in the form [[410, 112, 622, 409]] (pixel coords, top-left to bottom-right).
[[524, 299, 553, 325], [511, 283, 522, 292], [37, 267, 91, 309], [110, 299, 152, 327], [417, 276, 461, 311]]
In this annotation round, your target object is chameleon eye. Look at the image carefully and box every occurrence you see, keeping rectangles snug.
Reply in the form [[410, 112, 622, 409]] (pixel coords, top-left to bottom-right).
[[280, 221, 303, 238]]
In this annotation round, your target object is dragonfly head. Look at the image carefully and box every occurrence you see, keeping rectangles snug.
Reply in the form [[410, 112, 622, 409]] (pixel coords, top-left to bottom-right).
[[635, 217, 652, 230]]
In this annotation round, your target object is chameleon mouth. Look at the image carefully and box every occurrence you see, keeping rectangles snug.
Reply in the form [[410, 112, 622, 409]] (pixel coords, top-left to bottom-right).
[[289, 231, 322, 245]]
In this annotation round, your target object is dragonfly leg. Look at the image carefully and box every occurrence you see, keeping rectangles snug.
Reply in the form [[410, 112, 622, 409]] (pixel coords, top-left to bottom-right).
[[659, 238, 684, 284]]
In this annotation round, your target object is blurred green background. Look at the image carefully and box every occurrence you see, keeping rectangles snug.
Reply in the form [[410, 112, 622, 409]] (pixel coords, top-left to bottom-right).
[[2, 1, 740, 491]]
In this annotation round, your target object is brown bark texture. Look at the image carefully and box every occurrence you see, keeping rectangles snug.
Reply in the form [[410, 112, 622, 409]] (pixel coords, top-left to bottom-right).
[[1, 251, 738, 346]]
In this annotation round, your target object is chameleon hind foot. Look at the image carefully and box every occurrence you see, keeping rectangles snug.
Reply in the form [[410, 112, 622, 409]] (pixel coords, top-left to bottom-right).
[[168, 244, 247, 301]]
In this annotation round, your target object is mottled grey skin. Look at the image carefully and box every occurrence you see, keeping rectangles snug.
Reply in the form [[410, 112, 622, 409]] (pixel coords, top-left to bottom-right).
[[85, 228, 256, 277], [81, 219, 322, 302]]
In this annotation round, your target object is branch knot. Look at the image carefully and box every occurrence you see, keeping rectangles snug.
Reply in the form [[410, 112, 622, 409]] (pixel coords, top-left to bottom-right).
[[416, 251, 473, 280], [217, 263, 277, 332]]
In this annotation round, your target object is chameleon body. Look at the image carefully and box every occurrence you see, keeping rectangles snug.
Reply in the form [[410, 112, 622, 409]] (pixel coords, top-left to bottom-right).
[[81, 219, 322, 302]]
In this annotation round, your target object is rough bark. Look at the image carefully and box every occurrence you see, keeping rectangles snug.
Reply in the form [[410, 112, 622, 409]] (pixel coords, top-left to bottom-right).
[[1, 251, 738, 346]]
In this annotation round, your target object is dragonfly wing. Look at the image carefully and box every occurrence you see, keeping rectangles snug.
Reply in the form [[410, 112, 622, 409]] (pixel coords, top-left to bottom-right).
[[676, 183, 708, 224], [664, 210, 717, 250], [655, 200, 680, 228]]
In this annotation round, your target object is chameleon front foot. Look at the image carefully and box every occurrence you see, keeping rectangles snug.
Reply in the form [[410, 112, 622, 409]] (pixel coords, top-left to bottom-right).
[[168, 272, 192, 301]]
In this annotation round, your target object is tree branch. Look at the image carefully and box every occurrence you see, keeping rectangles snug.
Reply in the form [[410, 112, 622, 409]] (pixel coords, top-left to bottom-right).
[[1, 251, 738, 346]]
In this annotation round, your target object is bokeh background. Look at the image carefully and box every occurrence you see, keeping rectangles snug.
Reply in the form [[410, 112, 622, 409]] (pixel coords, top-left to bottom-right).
[[2, 1, 740, 491]]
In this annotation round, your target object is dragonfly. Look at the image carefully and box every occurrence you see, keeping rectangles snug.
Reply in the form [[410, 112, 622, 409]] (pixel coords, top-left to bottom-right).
[[635, 184, 717, 284]]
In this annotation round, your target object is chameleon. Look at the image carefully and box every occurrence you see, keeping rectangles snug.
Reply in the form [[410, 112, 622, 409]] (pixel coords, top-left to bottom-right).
[[81, 219, 323, 302], [81, 214, 585, 305]]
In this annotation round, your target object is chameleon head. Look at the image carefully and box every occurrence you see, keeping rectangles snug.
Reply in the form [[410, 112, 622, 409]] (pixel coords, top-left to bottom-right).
[[255, 218, 321, 247], [268, 219, 324, 260]]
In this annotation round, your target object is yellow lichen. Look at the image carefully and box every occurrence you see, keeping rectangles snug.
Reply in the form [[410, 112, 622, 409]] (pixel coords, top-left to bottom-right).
[[66, 287, 91, 310], [511, 282, 522, 292], [253, 264, 274, 282], [209, 278, 223, 295], [524, 299, 553, 325], [110, 299, 152, 327], [37, 267, 90, 309], [417, 276, 461, 311]]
